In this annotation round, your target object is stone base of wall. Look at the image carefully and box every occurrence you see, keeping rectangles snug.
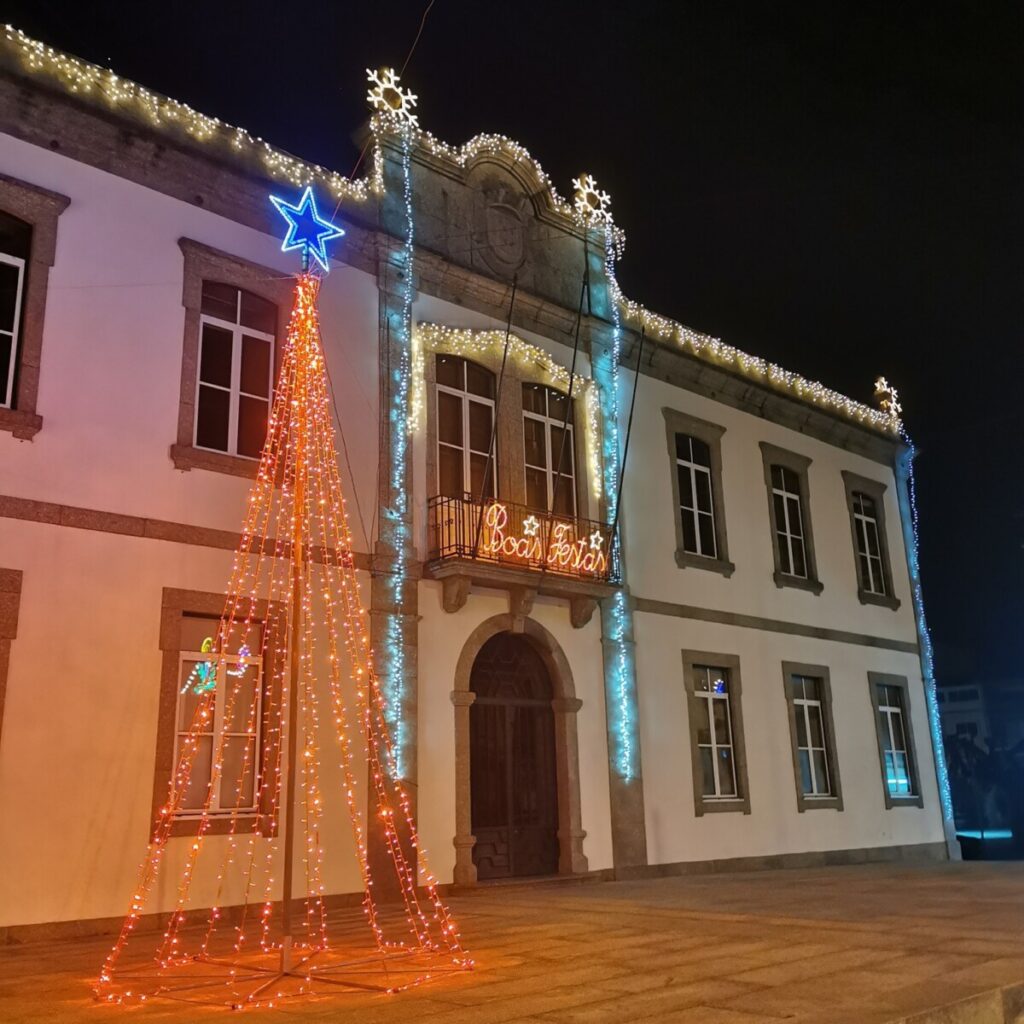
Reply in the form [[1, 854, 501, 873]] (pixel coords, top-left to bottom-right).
[[1, 841, 948, 945], [613, 840, 949, 881]]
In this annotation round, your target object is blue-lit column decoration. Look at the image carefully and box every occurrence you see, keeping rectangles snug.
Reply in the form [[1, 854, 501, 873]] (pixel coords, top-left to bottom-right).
[[574, 175, 648, 870], [876, 379, 958, 856]]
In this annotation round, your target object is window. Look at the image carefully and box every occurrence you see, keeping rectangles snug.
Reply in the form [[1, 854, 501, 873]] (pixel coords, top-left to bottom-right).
[[0, 213, 30, 410], [841, 471, 900, 610], [682, 651, 750, 815], [662, 408, 734, 576], [782, 662, 843, 811], [436, 354, 496, 500], [0, 177, 69, 439], [759, 443, 822, 593], [154, 588, 284, 836], [522, 383, 576, 515], [173, 239, 292, 478], [194, 282, 276, 459], [869, 673, 923, 808]]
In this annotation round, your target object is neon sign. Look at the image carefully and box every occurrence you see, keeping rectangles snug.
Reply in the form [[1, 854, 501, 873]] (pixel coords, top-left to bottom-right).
[[483, 502, 608, 577]]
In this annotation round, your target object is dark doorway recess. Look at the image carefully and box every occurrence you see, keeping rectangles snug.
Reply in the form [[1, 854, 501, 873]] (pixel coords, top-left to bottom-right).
[[470, 631, 559, 880]]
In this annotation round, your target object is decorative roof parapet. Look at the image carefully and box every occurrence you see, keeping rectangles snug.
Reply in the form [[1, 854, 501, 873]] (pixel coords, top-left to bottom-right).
[[1, 26, 900, 437]]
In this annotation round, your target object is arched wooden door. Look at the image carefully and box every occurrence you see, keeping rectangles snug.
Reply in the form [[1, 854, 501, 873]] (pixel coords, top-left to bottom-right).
[[470, 632, 559, 879]]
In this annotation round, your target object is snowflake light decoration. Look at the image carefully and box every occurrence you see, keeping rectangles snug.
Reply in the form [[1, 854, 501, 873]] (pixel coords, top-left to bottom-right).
[[366, 67, 419, 128], [572, 173, 612, 227], [874, 376, 902, 421]]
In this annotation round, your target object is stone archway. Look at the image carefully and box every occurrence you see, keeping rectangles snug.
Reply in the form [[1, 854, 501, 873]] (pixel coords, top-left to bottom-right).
[[451, 614, 588, 885]]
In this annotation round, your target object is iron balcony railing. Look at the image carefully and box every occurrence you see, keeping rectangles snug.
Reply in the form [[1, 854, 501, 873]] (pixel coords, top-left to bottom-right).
[[427, 494, 620, 584]]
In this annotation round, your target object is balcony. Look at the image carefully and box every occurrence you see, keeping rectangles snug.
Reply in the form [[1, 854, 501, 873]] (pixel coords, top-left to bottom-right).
[[425, 495, 620, 628]]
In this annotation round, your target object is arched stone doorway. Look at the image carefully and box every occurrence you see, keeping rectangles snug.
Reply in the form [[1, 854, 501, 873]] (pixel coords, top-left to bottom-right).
[[470, 633, 558, 879], [451, 614, 588, 886]]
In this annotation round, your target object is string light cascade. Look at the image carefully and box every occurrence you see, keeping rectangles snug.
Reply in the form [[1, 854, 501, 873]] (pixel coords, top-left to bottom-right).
[[95, 201, 470, 1009]]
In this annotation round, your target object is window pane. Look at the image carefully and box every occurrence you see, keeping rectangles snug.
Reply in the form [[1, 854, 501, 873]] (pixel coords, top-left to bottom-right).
[[858, 553, 872, 588], [196, 385, 230, 451], [178, 734, 213, 810], [694, 699, 712, 746], [698, 511, 716, 557], [240, 336, 271, 397], [468, 400, 492, 453], [524, 416, 546, 467], [694, 469, 713, 514], [770, 464, 784, 490], [681, 507, 698, 553], [548, 389, 571, 422], [791, 537, 807, 578], [786, 496, 803, 538], [239, 291, 276, 334], [469, 452, 494, 501], [712, 699, 731, 745], [865, 522, 881, 557], [807, 706, 825, 748], [237, 396, 268, 458], [223, 670, 259, 734], [708, 669, 727, 695], [0, 212, 32, 259], [201, 281, 239, 322], [891, 710, 907, 752], [465, 361, 494, 398], [890, 752, 912, 795], [779, 467, 799, 493], [717, 748, 737, 795], [221, 736, 257, 809], [522, 383, 545, 414], [200, 323, 233, 387], [438, 391, 463, 446], [690, 438, 712, 468], [794, 705, 808, 748], [811, 749, 830, 794], [789, 677, 806, 701], [699, 747, 716, 796], [550, 425, 574, 480], [0, 261, 20, 333], [0, 334, 11, 406], [798, 749, 813, 794], [436, 354, 463, 389], [438, 445, 464, 497], [694, 667, 710, 693], [178, 661, 215, 730], [525, 467, 547, 510], [678, 464, 695, 511], [552, 480, 574, 517], [777, 529, 792, 575]]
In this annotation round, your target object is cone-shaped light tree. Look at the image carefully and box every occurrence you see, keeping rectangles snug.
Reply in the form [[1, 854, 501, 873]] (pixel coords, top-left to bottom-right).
[[96, 189, 470, 1010]]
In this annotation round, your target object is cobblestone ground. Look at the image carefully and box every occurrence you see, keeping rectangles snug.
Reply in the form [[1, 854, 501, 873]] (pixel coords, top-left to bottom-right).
[[3, 862, 1024, 1024]]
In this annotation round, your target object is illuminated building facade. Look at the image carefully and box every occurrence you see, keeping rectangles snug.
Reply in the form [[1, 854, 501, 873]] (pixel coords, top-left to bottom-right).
[[0, 30, 954, 937]]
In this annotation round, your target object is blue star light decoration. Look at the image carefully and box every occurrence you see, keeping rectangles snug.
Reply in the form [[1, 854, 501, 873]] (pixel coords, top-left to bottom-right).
[[270, 186, 345, 272]]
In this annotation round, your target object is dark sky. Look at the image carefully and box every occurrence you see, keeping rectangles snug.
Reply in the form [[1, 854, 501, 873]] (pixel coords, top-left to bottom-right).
[[9, 1, 1023, 684]]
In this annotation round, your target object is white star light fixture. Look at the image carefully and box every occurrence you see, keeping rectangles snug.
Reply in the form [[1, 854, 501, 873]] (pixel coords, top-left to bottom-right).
[[589, 529, 604, 552], [522, 515, 541, 538], [367, 67, 419, 128], [572, 173, 612, 227], [874, 376, 902, 421]]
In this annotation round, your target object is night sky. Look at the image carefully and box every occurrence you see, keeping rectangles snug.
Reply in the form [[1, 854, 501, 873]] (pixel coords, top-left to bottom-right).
[[8, 2, 1023, 686]]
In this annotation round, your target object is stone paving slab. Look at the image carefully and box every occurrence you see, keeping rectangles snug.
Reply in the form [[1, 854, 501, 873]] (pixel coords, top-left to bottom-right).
[[1, 862, 1023, 1023]]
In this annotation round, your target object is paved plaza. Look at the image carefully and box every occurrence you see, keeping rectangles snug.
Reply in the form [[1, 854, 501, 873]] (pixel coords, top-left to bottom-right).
[[2, 862, 1023, 1024]]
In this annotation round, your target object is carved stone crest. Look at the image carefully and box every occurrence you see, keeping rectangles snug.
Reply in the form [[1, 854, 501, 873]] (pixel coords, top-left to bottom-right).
[[475, 183, 529, 278]]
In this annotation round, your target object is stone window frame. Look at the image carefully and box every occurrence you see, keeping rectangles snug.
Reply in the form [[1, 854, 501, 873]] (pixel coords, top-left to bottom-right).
[[681, 650, 751, 816], [781, 661, 844, 813], [171, 239, 294, 479], [841, 470, 901, 610], [0, 173, 70, 440], [423, 344, 590, 520], [758, 442, 823, 595], [867, 671, 924, 809], [153, 587, 286, 837], [0, 569, 23, 752], [662, 407, 735, 577]]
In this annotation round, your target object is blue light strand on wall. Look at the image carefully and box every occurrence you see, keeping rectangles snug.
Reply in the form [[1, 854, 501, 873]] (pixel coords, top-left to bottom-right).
[[380, 127, 417, 781], [600, 223, 637, 782], [897, 431, 954, 822]]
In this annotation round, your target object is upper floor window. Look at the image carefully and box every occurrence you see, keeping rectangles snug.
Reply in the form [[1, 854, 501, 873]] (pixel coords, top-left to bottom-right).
[[194, 282, 276, 459], [869, 673, 923, 808], [0, 212, 31, 411], [782, 662, 843, 812], [681, 651, 751, 815], [841, 472, 900, 610], [662, 408, 734, 577], [436, 354, 496, 500], [759, 443, 822, 594], [522, 383, 576, 516]]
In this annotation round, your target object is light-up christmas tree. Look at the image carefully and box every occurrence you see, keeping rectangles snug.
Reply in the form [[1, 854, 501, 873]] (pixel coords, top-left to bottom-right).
[[95, 188, 470, 1010]]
